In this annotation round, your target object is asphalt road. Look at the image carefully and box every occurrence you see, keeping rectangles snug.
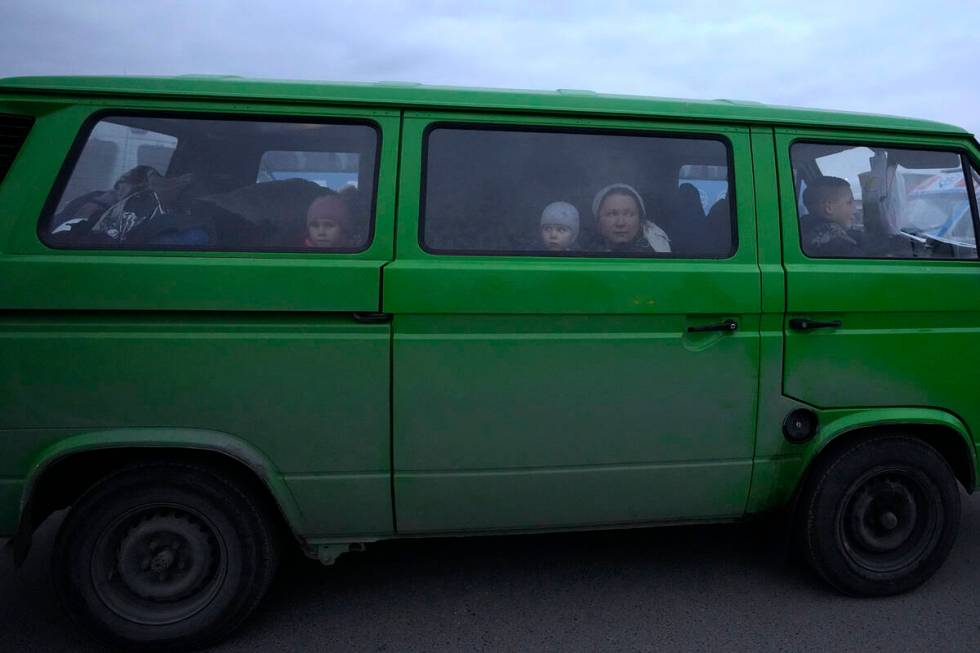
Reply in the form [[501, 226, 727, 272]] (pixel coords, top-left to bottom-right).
[[4, 498, 980, 653]]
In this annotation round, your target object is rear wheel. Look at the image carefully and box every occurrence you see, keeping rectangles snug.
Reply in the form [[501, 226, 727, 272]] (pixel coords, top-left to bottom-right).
[[800, 436, 960, 596], [53, 463, 279, 651]]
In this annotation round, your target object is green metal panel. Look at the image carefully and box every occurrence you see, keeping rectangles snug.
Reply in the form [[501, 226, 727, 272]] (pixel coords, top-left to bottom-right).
[[745, 408, 976, 512], [744, 126, 809, 513], [805, 408, 974, 468], [775, 128, 980, 477], [0, 94, 400, 538], [395, 462, 750, 532], [0, 256, 386, 312], [388, 112, 762, 533], [12, 427, 305, 532], [0, 313, 394, 537], [0, 101, 72, 249], [384, 258, 759, 314]]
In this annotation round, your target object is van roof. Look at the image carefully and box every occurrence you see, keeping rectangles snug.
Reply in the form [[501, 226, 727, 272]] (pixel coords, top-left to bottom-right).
[[0, 75, 969, 136]]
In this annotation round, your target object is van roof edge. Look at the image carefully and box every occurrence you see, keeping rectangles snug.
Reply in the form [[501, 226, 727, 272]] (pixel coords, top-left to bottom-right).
[[0, 75, 968, 136]]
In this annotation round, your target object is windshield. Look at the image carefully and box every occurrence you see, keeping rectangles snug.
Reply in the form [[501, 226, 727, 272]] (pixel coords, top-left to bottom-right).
[[897, 168, 970, 232]]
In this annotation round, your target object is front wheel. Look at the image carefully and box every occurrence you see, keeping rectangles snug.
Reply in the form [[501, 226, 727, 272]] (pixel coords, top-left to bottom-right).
[[53, 463, 279, 651], [800, 436, 961, 596]]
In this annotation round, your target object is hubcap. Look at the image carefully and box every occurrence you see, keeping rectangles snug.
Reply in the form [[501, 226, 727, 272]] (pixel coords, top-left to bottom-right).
[[838, 469, 942, 574], [92, 504, 227, 625], [847, 477, 917, 553], [116, 512, 215, 602]]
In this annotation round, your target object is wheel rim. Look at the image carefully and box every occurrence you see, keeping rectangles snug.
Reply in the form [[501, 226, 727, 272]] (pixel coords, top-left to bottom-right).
[[837, 467, 943, 575], [91, 504, 228, 626]]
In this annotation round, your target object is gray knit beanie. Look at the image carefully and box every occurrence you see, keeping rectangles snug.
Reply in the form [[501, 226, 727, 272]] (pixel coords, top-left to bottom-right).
[[540, 201, 580, 240]]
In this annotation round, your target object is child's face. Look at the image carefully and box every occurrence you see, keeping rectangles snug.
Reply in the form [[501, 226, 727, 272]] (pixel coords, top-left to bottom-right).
[[306, 196, 350, 248], [308, 216, 344, 247], [541, 223, 575, 250], [825, 188, 856, 228]]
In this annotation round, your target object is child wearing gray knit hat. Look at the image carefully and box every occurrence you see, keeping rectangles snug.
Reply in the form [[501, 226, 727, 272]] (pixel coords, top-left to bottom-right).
[[539, 201, 580, 251]]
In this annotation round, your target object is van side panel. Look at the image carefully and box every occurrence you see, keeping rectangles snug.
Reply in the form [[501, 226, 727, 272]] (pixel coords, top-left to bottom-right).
[[0, 313, 393, 537], [0, 96, 401, 539], [393, 313, 760, 532]]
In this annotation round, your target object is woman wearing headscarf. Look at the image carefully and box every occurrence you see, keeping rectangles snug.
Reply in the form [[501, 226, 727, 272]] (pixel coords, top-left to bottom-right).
[[591, 183, 671, 253]]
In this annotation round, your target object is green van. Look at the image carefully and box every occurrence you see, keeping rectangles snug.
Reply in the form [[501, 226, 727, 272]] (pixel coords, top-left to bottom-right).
[[1, 76, 978, 650]]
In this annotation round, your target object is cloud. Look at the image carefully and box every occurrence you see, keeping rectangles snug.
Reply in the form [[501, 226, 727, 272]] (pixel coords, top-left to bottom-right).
[[0, 1, 978, 133]]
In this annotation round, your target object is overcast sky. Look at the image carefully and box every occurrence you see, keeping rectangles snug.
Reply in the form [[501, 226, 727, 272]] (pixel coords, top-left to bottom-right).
[[2, 1, 978, 134]]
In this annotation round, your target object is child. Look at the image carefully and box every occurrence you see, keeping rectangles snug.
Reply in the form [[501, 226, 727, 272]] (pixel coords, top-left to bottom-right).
[[305, 193, 352, 248], [539, 201, 580, 252], [801, 176, 862, 257]]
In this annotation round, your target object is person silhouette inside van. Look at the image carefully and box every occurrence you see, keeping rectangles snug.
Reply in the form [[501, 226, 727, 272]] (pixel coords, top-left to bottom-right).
[[801, 176, 863, 257], [50, 165, 198, 244]]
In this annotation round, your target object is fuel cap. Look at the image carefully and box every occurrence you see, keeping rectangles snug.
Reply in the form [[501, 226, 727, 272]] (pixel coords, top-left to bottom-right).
[[783, 408, 818, 443]]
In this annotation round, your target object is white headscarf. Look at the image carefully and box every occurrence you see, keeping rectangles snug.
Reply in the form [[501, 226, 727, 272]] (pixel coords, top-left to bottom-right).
[[591, 183, 646, 220]]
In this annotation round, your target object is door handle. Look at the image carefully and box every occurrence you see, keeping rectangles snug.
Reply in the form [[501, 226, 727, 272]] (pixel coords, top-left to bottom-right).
[[687, 319, 738, 333], [789, 318, 842, 331]]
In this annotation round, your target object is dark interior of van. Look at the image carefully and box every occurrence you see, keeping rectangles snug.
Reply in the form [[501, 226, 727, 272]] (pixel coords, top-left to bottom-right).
[[44, 116, 379, 252], [422, 127, 734, 258]]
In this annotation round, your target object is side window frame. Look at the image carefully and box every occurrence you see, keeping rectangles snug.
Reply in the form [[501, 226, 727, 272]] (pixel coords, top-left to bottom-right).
[[416, 120, 740, 260], [786, 135, 980, 262], [36, 109, 383, 255], [962, 154, 980, 252]]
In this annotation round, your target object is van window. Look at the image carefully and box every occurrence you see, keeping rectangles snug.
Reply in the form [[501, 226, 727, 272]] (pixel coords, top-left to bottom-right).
[[422, 127, 735, 258], [43, 116, 378, 252], [55, 122, 178, 215], [257, 150, 361, 191], [678, 164, 729, 214], [791, 142, 978, 260]]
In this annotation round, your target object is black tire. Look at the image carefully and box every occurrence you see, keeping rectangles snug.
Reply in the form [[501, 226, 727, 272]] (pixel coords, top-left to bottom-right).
[[53, 463, 280, 652], [800, 435, 960, 596]]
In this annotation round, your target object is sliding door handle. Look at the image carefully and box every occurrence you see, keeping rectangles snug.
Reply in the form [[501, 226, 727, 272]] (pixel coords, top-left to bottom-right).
[[687, 319, 738, 333]]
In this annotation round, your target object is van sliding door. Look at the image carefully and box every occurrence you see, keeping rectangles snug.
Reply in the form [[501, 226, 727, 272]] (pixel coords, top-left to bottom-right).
[[387, 112, 763, 534]]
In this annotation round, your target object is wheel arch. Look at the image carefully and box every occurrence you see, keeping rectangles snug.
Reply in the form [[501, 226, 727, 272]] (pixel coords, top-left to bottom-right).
[[799, 408, 977, 498], [11, 428, 308, 565]]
